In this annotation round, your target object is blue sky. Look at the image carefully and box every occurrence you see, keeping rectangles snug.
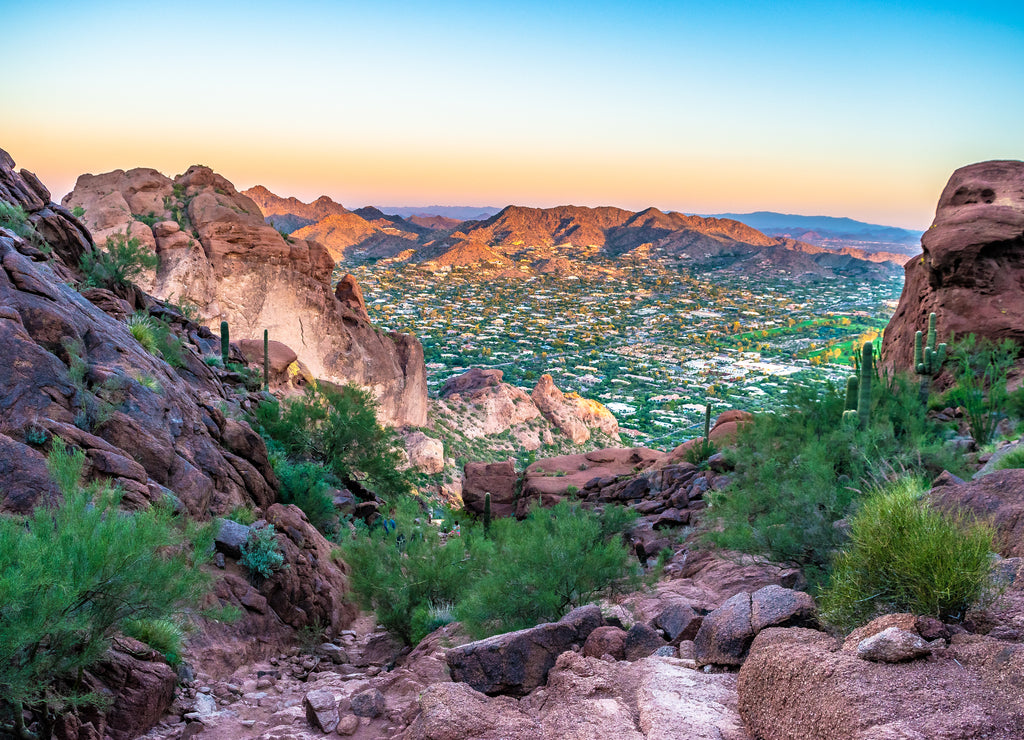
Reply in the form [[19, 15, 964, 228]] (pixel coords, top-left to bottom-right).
[[1, 0, 1021, 227]]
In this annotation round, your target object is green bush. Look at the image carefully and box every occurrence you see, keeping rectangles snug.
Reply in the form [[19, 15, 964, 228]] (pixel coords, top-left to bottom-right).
[[270, 452, 336, 532], [819, 476, 996, 631], [226, 504, 257, 525], [705, 377, 965, 585], [122, 618, 184, 667], [254, 384, 412, 502], [79, 232, 158, 289], [338, 498, 470, 645], [0, 440, 211, 733], [457, 501, 640, 638], [993, 446, 1024, 471], [127, 313, 159, 353], [240, 524, 285, 582], [950, 335, 1017, 446], [0, 201, 38, 242]]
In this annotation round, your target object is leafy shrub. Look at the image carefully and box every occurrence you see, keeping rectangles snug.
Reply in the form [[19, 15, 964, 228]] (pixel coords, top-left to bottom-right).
[[79, 232, 158, 288], [122, 618, 184, 666], [950, 335, 1017, 446], [271, 453, 336, 532], [338, 498, 470, 645], [0, 440, 211, 730], [705, 377, 964, 585], [71, 205, 86, 218], [410, 601, 456, 642], [240, 524, 285, 582], [134, 211, 160, 227], [0, 201, 37, 242], [457, 501, 640, 638], [993, 446, 1024, 471], [818, 476, 996, 631], [254, 384, 412, 502]]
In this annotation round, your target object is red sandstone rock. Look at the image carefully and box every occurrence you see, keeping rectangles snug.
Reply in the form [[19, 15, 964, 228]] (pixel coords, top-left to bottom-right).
[[882, 160, 1024, 377]]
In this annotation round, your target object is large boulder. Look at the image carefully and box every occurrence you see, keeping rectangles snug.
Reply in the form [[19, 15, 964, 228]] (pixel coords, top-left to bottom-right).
[[882, 160, 1024, 377], [738, 627, 1024, 739], [446, 604, 603, 696], [462, 459, 519, 518], [64, 165, 428, 426], [531, 373, 620, 444], [695, 586, 817, 667]]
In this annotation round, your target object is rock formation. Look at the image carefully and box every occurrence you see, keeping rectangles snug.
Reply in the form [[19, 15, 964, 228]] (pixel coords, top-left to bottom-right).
[[882, 160, 1024, 374], [1, 150, 356, 736], [64, 166, 427, 427]]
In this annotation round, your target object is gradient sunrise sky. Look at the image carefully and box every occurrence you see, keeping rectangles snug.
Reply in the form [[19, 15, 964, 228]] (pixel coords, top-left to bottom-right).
[[3, 0, 1022, 229]]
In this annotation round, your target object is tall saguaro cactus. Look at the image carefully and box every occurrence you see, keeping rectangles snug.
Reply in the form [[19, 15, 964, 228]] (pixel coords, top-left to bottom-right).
[[914, 312, 946, 405], [857, 341, 873, 430], [220, 320, 229, 366], [842, 375, 859, 427]]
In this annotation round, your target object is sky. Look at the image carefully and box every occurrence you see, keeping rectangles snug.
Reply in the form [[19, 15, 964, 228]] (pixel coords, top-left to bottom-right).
[[2, 0, 1022, 229]]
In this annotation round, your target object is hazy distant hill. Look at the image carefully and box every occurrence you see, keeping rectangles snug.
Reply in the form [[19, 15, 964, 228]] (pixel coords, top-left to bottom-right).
[[708, 211, 923, 255], [243, 186, 350, 233], [244, 187, 902, 280], [376, 205, 500, 221]]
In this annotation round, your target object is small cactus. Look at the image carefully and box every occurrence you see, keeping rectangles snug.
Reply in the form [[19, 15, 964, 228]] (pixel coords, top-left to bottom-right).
[[914, 313, 946, 404], [844, 375, 859, 412], [220, 320, 230, 365], [483, 492, 492, 535], [858, 342, 873, 430]]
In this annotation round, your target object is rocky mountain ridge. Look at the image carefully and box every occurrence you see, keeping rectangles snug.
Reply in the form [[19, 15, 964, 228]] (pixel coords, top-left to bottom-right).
[[242, 187, 905, 280]]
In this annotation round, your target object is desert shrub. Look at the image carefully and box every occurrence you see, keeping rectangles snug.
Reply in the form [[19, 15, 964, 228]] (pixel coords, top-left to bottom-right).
[[270, 452, 336, 532], [705, 377, 963, 586], [79, 232, 158, 288], [457, 501, 640, 638], [225, 504, 257, 525], [71, 205, 86, 218], [122, 618, 184, 666], [254, 384, 412, 502], [337, 498, 471, 645], [0, 440, 211, 732], [819, 476, 996, 631], [949, 335, 1017, 446], [993, 446, 1024, 471], [240, 524, 285, 582], [0, 201, 37, 242], [127, 313, 158, 353], [410, 601, 456, 642]]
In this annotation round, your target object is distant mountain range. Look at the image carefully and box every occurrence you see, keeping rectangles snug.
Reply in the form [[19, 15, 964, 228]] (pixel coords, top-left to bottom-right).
[[242, 187, 911, 281], [707, 211, 923, 255], [375, 205, 500, 221]]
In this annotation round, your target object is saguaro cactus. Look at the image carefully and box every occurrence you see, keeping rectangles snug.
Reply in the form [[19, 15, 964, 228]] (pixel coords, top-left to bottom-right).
[[914, 312, 946, 404], [858, 341, 873, 430], [263, 329, 270, 391], [483, 492, 492, 536], [220, 320, 229, 366], [842, 375, 859, 427]]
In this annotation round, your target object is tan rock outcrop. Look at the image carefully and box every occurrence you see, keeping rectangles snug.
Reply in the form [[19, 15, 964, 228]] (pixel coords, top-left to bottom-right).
[[64, 165, 427, 427], [531, 373, 620, 444]]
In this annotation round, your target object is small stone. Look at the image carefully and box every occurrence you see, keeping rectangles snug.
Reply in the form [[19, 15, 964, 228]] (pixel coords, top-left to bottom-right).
[[653, 645, 677, 658], [857, 627, 932, 663], [350, 688, 385, 718], [336, 714, 360, 735]]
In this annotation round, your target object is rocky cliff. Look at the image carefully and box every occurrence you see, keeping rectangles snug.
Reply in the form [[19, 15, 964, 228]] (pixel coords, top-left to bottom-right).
[[64, 166, 427, 427], [0, 149, 357, 735], [883, 160, 1024, 374]]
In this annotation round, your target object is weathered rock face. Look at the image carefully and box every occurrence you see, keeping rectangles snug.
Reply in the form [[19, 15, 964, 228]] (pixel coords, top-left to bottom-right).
[[462, 459, 518, 517], [882, 160, 1024, 375], [445, 604, 603, 696], [929, 468, 1024, 557], [64, 165, 427, 426], [531, 373, 620, 444], [738, 627, 1024, 739]]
